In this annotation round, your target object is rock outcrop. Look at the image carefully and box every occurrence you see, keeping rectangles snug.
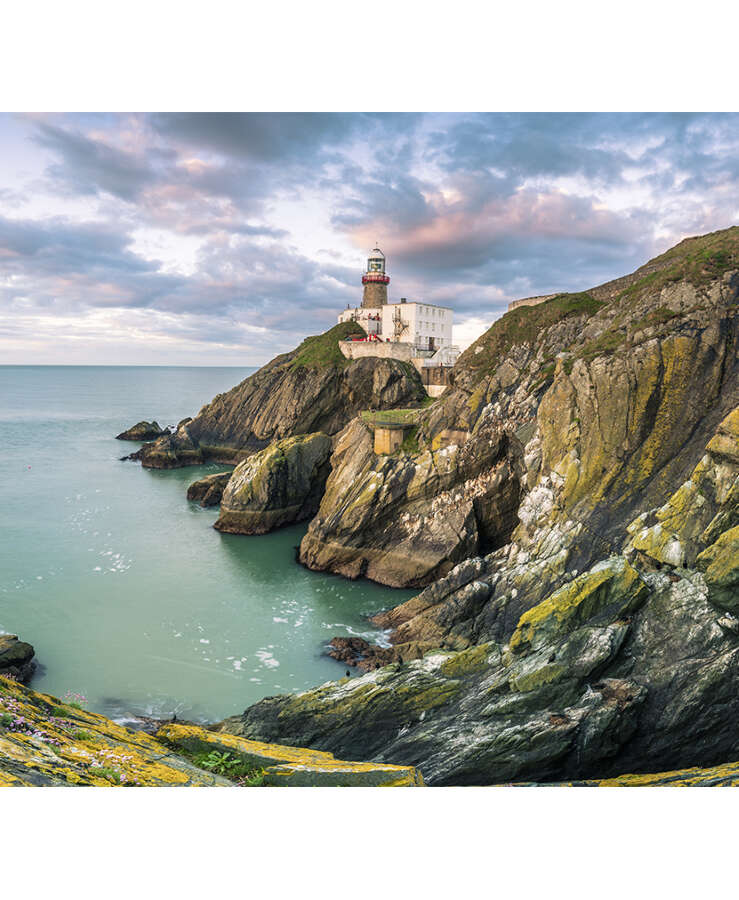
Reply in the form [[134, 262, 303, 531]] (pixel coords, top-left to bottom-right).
[[223, 227, 739, 785], [158, 722, 423, 786], [115, 420, 169, 441], [186, 471, 233, 507], [0, 675, 422, 786], [214, 433, 333, 534], [0, 635, 35, 684], [134, 322, 426, 469], [298, 417, 522, 587]]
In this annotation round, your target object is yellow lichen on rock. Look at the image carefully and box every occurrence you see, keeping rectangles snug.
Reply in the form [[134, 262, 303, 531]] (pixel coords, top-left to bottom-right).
[[567, 759, 739, 786], [0, 677, 423, 786], [157, 723, 424, 786], [0, 676, 230, 786], [508, 557, 647, 656]]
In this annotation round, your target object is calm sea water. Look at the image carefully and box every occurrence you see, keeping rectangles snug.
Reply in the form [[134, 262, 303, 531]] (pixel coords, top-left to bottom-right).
[[0, 366, 412, 723]]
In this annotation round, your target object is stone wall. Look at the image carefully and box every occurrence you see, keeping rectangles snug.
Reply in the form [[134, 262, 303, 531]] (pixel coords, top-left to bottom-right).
[[362, 282, 388, 308], [339, 340, 417, 362], [507, 293, 558, 311]]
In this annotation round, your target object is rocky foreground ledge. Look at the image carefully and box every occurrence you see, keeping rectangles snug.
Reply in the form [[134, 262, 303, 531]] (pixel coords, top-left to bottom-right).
[[0, 675, 422, 786]]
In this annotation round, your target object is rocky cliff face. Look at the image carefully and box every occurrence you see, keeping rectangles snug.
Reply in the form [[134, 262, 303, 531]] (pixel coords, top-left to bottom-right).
[[299, 417, 522, 587], [223, 227, 739, 784], [214, 432, 333, 534], [133, 322, 426, 468]]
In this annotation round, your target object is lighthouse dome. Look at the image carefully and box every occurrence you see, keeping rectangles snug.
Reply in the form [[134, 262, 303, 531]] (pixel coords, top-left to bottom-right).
[[368, 247, 385, 259]]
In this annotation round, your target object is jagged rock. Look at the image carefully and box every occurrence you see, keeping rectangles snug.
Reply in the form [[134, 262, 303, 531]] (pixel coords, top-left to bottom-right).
[[186, 471, 232, 507], [115, 420, 168, 441], [696, 525, 739, 611], [214, 433, 332, 535], [626, 406, 738, 568], [0, 635, 35, 684], [224, 554, 739, 785], [134, 322, 426, 468], [299, 418, 522, 588], [325, 232, 739, 648], [139, 420, 203, 469], [565, 760, 739, 786], [226, 228, 739, 785]]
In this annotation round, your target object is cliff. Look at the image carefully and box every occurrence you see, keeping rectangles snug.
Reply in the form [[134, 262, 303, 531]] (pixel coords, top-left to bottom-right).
[[221, 227, 739, 784], [298, 417, 522, 587], [131, 321, 426, 468]]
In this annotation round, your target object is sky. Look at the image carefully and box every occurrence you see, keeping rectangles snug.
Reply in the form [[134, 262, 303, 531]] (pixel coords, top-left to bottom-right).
[[1, 111, 739, 366]]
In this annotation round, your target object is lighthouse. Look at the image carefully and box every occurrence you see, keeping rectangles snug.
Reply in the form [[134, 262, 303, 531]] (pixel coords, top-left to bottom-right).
[[337, 246, 459, 391], [361, 247, 390, 308]]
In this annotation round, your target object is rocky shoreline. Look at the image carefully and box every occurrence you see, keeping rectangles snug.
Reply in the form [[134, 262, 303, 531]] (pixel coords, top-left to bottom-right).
[[9, 225, 733, 787]]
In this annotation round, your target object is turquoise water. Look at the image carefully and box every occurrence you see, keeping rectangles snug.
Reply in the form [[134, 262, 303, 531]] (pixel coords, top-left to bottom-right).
[[0, 366, 412, 723]]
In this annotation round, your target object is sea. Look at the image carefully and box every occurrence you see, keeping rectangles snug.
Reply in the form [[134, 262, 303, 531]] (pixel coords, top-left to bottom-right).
[[0, 366, 412, 723]]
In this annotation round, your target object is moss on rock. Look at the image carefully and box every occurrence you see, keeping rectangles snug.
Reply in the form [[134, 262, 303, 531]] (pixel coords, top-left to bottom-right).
[[508, 557, 647, 656]]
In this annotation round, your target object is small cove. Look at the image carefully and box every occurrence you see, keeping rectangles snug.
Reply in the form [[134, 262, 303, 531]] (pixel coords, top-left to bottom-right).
[[0, 365, 414, 722]]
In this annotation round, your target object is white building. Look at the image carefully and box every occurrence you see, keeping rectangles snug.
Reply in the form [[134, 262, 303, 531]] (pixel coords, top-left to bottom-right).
[[337, 247, 458, 364]]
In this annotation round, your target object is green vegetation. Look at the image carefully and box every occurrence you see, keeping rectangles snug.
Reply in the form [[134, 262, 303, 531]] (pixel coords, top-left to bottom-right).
[[399, 425, 420, 454], [72, 729, 95, 742], [290, 321, 366, 370], [578, 329, 626, 362], [89, 765, 122, 784], [191, 749, 265, 785], [461, 292, 604, 378], [617, 226, 739, 303], [532, 360, 556, 390], [360, 408, 422, 427], [630, 305, 679, 333], [0, 712, 12, 727]]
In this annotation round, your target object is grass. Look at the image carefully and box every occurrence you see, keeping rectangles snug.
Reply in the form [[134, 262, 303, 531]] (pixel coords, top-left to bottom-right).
[[531, 360, 556, 390], [630, 305, 680, 333], [399, 425, 420, 454], [578, 329, 626, 362], [617, 226, 739, 304], [360, 408, 422, 427], [290, 321, 366, 370], [460, 292, 604, 379]]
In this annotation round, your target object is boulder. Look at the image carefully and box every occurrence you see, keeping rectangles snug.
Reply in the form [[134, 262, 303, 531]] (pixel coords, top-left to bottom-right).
[[139, 420, 203, 469], [214, 432, 332, 535], [186, 471, 232, 507], [115, 420, 168, 441], [0, 635, 35, 684]]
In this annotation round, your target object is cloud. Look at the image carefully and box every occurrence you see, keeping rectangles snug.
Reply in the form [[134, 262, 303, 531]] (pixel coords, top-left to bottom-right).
[[2, 112, 739, 365]]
